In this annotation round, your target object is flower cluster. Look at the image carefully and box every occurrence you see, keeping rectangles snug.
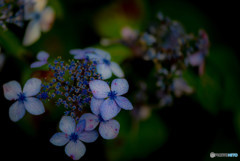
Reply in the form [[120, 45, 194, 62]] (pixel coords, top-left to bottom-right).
[[3, 48, 131, 160], [0, 0, 24, 30], [23, 0, 55, 46], [38, 57, 102, 120], [70, 48, 124, 79], [119, 12, 209, 109], [3, 78, 45, 122]]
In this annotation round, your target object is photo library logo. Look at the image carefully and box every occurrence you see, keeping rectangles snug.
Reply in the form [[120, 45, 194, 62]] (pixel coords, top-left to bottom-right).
[[210, 152, 238, 158]]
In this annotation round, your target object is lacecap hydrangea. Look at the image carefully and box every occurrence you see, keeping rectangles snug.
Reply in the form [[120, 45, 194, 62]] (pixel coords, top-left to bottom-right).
[[3, 48, 133, 160]]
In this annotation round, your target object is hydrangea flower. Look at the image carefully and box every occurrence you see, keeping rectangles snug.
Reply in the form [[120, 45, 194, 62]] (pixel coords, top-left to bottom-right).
[[79, 100, 120, 139], [89, 78, 133, 120], [70, 48, 124, 79], [50, 116, 98, 160], [3, 78, 45, 122], [23, 0, 55, 46], [30, 51, 49, 68]]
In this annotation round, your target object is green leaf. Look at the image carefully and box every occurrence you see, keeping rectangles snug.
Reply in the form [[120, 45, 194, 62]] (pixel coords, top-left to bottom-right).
[[0, 29, 26, 58]]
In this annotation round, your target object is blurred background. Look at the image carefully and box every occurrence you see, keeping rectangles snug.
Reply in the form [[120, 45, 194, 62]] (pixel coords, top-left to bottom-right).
[[0, 0, 240, 161]]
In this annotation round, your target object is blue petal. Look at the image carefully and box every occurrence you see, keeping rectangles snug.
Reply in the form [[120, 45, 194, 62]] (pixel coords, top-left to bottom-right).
[[3, 81, 22, 101], [9, 101, 26, 122], [30, 61, 47, 68], [76, 119, 86, 134], [93, 48, 111, 60], [65, 140, 86, 160], [100, 98, 121, 120], [59, 116, 76, 135], [70, 49, 87, 59], [78, 130, 99, 143], [96, 64, 112, 80], [90, 97, 104, 115], [36, 51, 49, 61], [89, 80, 110, 99], [79, 113, 99, 131], [24, 97, 45, 115], [115, 96, 133, 110], [110, 62, 124, 78], [23, 78, 42, 97], [50, 132, 69, 146], [99, 119, 120, 139], [111, 79, 129, 96]]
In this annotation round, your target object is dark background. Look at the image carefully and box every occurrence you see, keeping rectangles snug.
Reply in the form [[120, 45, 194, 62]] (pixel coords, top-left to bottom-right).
[[1, 0, 239, 161]]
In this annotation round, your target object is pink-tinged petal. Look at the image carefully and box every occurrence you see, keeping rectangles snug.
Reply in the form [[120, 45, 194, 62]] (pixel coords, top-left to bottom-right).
[[110, 62, 124, 78], [65, 140, 86, 160], [100, 98, 121, 121], [23, 78, 42, 97], [50, 132, 69, 146], [79, 113, 99, 131], [89, 80, 110, 99], [3, 81, 22, 101], [36, 51, 49, 61], [99, 119, 120, 140], [90, 97, 104, 115], [23, 20, 41, 46], [59, 116, 76, 135], [115, 96, 133, 110], [24, 97, 45, 115], [97, 64, 112, 80], [76, 119, 86, 134], [9, 101, 26, 122], [40, 7, 55, 32], [30, 61, 47, 68], [111, 79, 129, 96], [188, 52, 204, 66], [78, 130, 99, 143]]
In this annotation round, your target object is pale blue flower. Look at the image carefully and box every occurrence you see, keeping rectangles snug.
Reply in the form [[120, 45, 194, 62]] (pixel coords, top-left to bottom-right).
[[23, 0, 55, 46], [30, 51, 49, 68], [80, 98, 120, 139], [70, 48, 124, 79], [89, 78, 133, 120], [50, 116, 98, 160], [3, 78, 45, 122]]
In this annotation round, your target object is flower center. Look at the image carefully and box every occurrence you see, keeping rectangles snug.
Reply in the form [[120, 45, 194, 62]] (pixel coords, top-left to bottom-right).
[[69, 133, 78, 142], [34, 12, 41, 21], [103, 59, 111, 66], [108, 91, 117, 100], [98, 114, 105, 122], [18, 93, 26, 103]]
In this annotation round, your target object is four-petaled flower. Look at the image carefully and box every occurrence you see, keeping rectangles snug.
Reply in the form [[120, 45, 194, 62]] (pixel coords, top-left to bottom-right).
[[23, 0, 55, 46], [3, 78, 45, 122], [50, 116, 98, 160], [30, 51, 49, 68], [89, 78, 133, 120], [70, 48, 124, 79]]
